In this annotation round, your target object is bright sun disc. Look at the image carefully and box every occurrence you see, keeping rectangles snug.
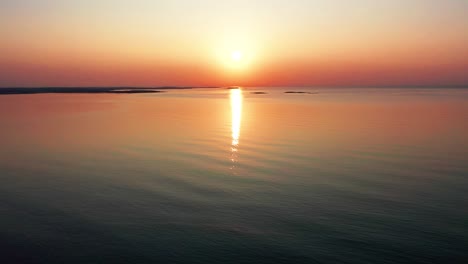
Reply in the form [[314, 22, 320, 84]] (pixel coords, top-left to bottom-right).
[[231, 51, 242, 61]]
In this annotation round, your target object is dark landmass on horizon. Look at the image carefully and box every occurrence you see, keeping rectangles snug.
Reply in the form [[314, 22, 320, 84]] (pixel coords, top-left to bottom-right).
[[0, 87, 219, 95], [0, 85, 466, 95], [285, 91, 318, 94]]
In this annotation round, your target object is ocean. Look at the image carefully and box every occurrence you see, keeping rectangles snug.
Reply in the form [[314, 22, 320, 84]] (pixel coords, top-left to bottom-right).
[[0, 87, 467, 263]]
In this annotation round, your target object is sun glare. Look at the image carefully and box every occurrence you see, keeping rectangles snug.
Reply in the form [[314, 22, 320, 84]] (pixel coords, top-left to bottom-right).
[[230, 88, 243, 147], [225, 50, 251, 70], [215, 44, 254, 72], [231, 51, 243, 62]]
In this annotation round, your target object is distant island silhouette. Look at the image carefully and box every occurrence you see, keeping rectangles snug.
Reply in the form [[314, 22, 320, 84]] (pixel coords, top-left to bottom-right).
[[0, 87, 218, 95], [284, 91, 318, 94]]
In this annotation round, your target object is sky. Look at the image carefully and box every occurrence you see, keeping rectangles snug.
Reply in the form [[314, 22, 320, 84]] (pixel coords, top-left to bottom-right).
[[0, 0, 467, 87]]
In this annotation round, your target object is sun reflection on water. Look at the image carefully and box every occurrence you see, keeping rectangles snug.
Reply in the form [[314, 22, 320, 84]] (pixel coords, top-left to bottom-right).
[[230, 88, 243, 164]]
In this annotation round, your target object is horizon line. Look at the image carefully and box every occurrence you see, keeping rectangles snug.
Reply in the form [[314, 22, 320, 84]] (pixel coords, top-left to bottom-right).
[[0, 85, 467, 89]]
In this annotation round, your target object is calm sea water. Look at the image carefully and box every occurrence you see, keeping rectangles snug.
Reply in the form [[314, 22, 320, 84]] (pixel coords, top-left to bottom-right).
[[0, 88, 467, 263]]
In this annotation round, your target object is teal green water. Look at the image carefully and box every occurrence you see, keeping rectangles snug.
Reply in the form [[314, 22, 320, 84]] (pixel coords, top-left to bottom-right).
[[0, 88, 467, 263]]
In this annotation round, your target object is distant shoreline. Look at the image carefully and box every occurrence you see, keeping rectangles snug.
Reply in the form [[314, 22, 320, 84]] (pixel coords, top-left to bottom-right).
[[0, 86, 466, 95], [0, 87, 219, 95]]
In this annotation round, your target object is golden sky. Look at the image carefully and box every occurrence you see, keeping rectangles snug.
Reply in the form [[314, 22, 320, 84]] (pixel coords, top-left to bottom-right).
[[0, 0, 467, 87]]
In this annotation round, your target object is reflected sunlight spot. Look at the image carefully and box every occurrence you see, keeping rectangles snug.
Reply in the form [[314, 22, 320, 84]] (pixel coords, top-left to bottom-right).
[[230, 88, 243, 148]]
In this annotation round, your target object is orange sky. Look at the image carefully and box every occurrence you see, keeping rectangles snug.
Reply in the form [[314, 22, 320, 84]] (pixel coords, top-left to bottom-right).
[[1, 0, 467, 87]]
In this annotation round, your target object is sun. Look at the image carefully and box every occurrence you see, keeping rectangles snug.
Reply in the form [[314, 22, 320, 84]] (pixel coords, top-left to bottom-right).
[[216, 48, 253, 72], [231, 51, 243, 62]]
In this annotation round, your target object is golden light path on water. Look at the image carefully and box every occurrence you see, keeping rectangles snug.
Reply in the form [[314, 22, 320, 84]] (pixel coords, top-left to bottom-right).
[[230, 88, 243, 163]]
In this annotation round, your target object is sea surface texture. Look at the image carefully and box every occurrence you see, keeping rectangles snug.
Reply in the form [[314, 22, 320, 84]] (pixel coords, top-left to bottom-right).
[[0, 88, 467, 264]]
